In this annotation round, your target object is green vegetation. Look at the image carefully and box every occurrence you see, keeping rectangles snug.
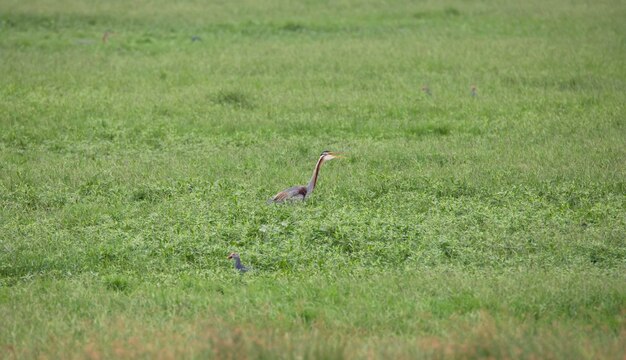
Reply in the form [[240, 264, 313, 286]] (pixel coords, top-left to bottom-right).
[[1, 0, 625, 358]]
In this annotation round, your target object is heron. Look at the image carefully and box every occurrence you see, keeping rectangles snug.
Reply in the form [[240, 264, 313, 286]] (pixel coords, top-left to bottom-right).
[[268, 150, 342, 203], [227, 253, 249, 273]]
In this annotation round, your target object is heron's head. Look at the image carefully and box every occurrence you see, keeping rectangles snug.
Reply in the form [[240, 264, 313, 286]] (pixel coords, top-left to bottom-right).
[[320, 150, 343, 161], [227, 253, 239, 260]]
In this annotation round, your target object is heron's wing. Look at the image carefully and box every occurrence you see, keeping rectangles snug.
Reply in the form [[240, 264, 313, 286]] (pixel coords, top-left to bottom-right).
[[271, 191, 291, 203], [268, 186, 306, 203]]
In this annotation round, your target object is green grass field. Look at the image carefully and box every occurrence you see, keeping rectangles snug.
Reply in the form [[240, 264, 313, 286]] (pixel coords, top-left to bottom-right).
[[1, 0, 625, 358]]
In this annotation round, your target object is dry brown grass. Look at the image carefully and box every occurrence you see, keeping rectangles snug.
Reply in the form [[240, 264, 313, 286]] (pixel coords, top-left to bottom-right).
[[4, 312, 624, 360]]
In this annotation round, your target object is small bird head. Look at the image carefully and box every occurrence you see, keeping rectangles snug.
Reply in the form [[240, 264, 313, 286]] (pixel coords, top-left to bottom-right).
[[320, 150, 343, 161], [227, 252, 239, 260]]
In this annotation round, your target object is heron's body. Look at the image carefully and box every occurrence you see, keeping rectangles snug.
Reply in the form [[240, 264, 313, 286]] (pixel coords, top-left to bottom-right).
[[268, 151, 340, 203], [271, 185, 308, 202]]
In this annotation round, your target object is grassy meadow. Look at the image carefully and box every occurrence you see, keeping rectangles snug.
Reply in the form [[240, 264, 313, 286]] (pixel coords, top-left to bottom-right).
[[1, 0, 625, 358]]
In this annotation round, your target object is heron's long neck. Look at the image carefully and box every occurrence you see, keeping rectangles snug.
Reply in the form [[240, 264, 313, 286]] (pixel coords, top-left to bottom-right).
[[233, 257, 244, 269], [306, 156, 325, 195]]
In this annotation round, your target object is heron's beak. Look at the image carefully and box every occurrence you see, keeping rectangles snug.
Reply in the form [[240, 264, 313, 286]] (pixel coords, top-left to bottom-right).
[[327, 152, 344, 159]]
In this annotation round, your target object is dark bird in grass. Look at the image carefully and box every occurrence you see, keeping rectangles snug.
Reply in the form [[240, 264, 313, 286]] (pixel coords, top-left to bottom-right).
[[470, 85, 478, 97], [227, 253, 250, 273], [268, 150, 342, 203], [421, 85, 432, 96]]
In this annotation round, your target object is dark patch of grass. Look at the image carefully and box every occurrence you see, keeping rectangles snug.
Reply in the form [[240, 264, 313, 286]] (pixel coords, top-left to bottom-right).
[[281, 22, 306, 32], [404, 123, 451, 137], [103, 274, 132, 292], [413, 7, 462, 19], [0, 13, 115, 31], [212, 90, 255, 109], [130, 185, 172, 202], [443, 7, 461, 16]]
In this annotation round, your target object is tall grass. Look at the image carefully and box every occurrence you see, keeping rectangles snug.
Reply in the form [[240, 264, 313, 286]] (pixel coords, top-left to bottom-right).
[[1, 0, 625, 358]]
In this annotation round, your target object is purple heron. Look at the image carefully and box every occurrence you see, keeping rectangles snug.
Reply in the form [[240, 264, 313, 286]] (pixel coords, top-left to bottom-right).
[[268, 150, 342, 203]]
